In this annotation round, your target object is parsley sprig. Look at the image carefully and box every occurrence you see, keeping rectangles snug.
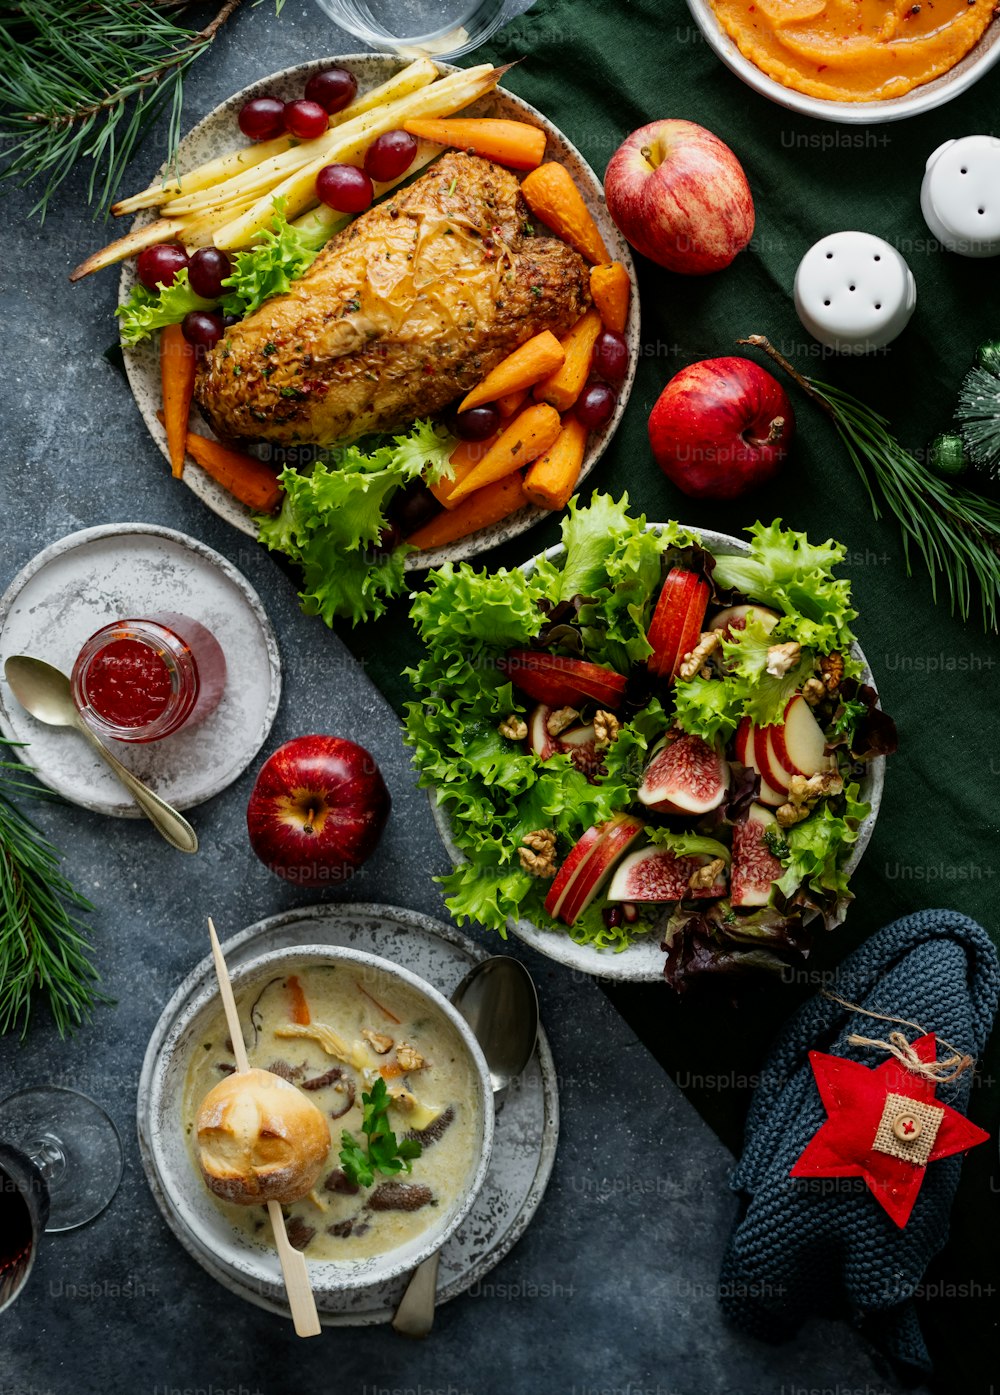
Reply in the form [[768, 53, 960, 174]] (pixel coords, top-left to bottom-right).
[[339, 1077, 421, 1189]]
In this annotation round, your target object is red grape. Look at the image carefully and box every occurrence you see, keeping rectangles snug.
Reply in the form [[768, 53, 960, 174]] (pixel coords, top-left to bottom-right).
[[592, 329, 629, 384], [136, 243, 188, 291], [364, 130, 418, 184], [187, 247, 231, 300], [316, 163, 373, 213], [182, 310, 225, 350], [576, 381, 617, 430], [284, 99, 328, 141], [239, 96, 286, 142], [305, 68, 357, 115], [455, 405, 501, 441]]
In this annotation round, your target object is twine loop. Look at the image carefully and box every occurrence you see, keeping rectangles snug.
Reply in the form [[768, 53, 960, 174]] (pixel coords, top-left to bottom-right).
[[821, 992, 976, 1084]]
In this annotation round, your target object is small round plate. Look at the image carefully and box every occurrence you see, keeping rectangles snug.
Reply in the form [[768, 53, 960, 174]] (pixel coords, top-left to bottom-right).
[[119, 55, 640, 570], [137, 903, 559, 1326], [0, 524, 281, 815], [430, 525, 886, 983]]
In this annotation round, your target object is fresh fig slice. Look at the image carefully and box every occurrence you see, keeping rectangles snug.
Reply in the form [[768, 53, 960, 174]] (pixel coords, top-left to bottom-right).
[[731, 803, 784, 908], [638, 733, 729, 816], [557, 722, 598, 775], [608, 847, 728, 902]]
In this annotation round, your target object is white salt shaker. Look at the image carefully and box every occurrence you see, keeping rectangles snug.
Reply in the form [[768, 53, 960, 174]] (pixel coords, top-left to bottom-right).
[[794, 231, 917, 355], [921, 135, 1000, 257]]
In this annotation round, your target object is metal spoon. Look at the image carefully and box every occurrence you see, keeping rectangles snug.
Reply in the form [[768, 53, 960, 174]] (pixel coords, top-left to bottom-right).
[[392, 955, 539, 1339], [4, 655, 198, 854]]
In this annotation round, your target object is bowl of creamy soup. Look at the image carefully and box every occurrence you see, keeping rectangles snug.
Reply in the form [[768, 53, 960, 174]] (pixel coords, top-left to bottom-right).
[[142, 945, 494, 1300], [686, 0, 1000, 121]]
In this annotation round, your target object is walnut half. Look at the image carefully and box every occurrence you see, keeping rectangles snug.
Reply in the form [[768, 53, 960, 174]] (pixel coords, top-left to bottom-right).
[[766, 641, 802, 678], [519, 828, 557, 878], [498, 714, 527, 741], [594, 710, 620, 751], [678, 631, 721, 682]]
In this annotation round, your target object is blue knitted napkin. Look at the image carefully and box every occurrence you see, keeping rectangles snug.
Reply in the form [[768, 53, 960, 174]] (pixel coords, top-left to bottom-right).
[[720, 909, 999, 1372]]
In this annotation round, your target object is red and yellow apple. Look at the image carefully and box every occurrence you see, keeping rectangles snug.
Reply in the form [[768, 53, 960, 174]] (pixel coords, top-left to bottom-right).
[[604, 119, 754, 275]]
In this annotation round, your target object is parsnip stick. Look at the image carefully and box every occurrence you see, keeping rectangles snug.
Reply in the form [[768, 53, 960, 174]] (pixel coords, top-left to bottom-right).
[[69, 219, 185, 281], [215, 65, 503, 248], [111, 60, 438, 216], [288, 140, 443, 245]]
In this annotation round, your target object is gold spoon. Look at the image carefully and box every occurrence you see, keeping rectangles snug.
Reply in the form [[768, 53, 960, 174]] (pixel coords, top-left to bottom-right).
[[4, 655, 198, 854]]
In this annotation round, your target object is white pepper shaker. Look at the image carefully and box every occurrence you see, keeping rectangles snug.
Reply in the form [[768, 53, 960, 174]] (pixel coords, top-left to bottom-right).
[[921, 135, 1000, 257], [793, 231, 917, 355]]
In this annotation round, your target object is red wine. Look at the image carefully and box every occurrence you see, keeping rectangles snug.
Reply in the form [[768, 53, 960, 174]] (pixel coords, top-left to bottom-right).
[[0, 1146, 47, 1312]]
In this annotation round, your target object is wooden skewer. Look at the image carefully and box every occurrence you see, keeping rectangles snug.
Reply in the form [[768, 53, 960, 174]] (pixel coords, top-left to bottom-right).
[[206, 917, 321, 1338]]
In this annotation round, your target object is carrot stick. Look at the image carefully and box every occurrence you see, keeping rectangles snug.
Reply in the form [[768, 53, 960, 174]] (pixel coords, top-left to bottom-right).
[[406, 473, 528, 550], [497, 388, 528, 418], [590, 261, 631, 334], [378, 1061, 406, 1081], [430, 433, 501, 509], [533, 309, 602, 412], [524, 415, 588, 511], [448, 403, 561, 502], [403, 117, 547, 170], [156, 412, 283, 513], [458, 331, 565, 413], [286, 975, 311, 1026], [521, 163, 610, 265], [160, 325, 197, 480]]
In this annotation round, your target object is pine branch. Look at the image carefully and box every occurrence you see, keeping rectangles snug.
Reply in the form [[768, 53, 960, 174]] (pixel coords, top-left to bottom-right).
[[0, 740, 106, 1038], [739, 335, 1000, 632], [0, 0, 263, 219]]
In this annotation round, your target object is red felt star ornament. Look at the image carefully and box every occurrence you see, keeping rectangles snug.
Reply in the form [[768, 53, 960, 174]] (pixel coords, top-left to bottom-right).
[[790, 1033, 989, 1228]]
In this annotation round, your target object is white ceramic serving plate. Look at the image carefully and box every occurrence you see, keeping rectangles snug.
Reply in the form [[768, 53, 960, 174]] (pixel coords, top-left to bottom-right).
[[0, 524, 281, 815], [686, 0, 1000, 123], [430, 524, 886, 983], [142, 941, 494, 1302], [119, 55, 639, 569]]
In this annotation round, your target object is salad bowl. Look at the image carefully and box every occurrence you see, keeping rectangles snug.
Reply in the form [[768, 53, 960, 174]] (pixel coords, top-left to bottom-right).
[[428, 522, 886, 984]]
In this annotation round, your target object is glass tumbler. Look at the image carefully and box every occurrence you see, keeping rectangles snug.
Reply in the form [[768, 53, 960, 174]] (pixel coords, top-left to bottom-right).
[[312, 0, 512, 60]]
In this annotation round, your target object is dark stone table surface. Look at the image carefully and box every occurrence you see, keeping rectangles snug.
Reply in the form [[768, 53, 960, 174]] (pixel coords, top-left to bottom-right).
[[0, 4, 930, 1393]]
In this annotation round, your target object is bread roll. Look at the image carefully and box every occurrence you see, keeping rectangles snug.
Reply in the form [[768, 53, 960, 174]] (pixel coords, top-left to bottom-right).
[[196, 1067, 331, 1206]]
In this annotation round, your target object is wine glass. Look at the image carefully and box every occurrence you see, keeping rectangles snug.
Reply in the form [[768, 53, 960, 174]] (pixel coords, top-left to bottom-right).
[[0, 1086, 123, 1245], [0, 1143, 48, 1313]]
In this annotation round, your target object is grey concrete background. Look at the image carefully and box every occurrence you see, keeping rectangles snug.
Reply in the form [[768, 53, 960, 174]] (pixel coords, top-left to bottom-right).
[[0, 2, 921, 1392]]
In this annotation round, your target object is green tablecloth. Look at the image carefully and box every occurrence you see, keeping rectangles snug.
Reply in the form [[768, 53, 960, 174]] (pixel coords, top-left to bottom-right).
[[341, 2, 1000, 1384]]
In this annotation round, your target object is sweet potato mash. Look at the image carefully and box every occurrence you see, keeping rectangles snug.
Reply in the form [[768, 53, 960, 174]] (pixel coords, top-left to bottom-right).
[[708, 0, 996, 102]]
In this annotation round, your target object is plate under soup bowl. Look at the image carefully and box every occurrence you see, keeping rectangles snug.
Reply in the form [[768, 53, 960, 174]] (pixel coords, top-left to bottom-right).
[[142, 944, 494, 1297]]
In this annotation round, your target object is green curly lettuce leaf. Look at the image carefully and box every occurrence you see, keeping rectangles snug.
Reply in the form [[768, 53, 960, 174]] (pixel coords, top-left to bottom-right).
[[775, 782, 870, 906], [711, 519, 857, 653], [116, 268, 214, 346], [219, 198, 326, 318], [672, 674, 744, 746], [645, 827, 731, 864], [410, 563, 547, 654], [257, 419, 454, 625], [721, 613, 817, 727]]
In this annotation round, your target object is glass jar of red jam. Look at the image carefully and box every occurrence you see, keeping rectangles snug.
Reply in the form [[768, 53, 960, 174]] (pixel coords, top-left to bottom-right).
[[70, 612, 227, 743]]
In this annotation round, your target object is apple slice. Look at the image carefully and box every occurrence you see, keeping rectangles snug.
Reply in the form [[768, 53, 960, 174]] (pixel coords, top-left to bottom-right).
[[545, 813, 644, 926], [608, 847, 728, 902], [731, 803, 784, 908], [670, 576, 713, 680], [734, 717, 785, 808], [528, 705, 558, 760], [771, 693, 828, 779], [647, 568, 708, 678], [753, 725, 792, 796], [708, 603, 780, 637], [500, 651, 628, 710], [638, 732, 729, 816]]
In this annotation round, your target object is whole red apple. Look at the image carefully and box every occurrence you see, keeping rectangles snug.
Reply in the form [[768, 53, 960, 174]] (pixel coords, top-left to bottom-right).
[[604, 120, 754, 274], [648, 357, 794, 500], [247, 735, 390, 886]]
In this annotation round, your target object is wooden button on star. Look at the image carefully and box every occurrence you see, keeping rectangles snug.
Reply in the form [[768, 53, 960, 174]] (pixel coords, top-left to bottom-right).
[[893, 1111, 922, 1142]]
